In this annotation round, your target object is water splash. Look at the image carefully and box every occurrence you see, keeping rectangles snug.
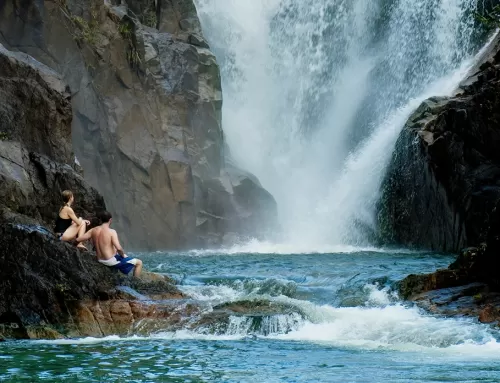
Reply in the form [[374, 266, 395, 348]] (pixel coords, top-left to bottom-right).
[[38, 288, 500, 357], [195, 0, 483, 248]]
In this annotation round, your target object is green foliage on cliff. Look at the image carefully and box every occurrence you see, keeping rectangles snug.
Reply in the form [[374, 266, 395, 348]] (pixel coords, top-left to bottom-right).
[[71, 11, 99, 45], [54, 0, 100, 46], [118, 22, 133, 39], [475, 5, 500, 29], [142, 9, 157, 29]]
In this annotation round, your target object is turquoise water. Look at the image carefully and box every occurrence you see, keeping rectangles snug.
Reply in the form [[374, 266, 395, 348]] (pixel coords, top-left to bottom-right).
[[1, 248, 500, 382]]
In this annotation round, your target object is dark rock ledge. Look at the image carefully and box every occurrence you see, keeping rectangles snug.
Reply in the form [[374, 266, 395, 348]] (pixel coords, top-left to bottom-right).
[[385, 35, 500, 325], [0, 224, 191, 340]]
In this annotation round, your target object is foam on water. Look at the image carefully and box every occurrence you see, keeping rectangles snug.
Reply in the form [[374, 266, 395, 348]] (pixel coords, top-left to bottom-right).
[[37, 306, 500, 359], [183, 240, 422, 256], [34, 282, 500, 360]]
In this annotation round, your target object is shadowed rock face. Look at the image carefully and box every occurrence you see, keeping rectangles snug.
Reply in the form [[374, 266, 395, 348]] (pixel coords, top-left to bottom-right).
[[0, 0, 277, 250], [0, 44, 105, 227], [379, 36, 500, 253], [387, 36, 500, 317]]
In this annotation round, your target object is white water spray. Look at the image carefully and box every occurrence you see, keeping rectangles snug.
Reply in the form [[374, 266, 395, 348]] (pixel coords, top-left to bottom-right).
[[195, 0, 482, 248]]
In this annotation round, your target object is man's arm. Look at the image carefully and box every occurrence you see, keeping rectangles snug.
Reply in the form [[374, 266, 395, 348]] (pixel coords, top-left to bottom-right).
[[76, 228, 93, 243], [111, 230, 125, 257]]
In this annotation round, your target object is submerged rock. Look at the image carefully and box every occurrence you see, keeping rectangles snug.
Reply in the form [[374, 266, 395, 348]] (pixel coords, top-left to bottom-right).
[[189, 299, 305, 336], [213, 299, 302, 317]]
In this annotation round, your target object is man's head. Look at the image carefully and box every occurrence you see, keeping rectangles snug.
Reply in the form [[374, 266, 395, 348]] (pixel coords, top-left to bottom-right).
[[99, 211, 113, 225]]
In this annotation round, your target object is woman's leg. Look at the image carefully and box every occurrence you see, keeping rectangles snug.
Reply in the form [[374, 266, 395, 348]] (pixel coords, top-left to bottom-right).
[[60, 222, 80, 241], [61, 220, 87, 249]]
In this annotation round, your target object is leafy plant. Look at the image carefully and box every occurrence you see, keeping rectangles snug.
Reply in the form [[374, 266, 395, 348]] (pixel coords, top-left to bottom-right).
[[127, 47, 142, 68], [475, 5, 500, 29], [118, 20, 143, 70], [54, 0, 100, 46], [71, 11, 99, 45], [118, 22, 133, 39], [143, 9, 157, 29]]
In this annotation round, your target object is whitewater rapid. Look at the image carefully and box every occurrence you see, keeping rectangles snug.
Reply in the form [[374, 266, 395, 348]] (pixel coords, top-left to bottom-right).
[[36, 250, 500, 361], [40, 282, 500, 359]]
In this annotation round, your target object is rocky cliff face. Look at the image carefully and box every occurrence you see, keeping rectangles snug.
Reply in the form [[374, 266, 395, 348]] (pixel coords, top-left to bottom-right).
[[0, 44, 105, 227], [0, 43, 194, 340], [381, 35, 500, 307], [379, 36, 500, 254], [0, 0, 277, 250]]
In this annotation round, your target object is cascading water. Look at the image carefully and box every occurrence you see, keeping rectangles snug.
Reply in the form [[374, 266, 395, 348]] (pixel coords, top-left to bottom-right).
[[194, 0, 485, 249]]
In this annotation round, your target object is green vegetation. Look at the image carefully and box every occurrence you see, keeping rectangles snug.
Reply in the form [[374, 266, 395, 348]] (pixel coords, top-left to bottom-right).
[[475, 5, 500, 29], [138, 0, 157, 29], [0, 131, 9, 141], [142, 9, 157, 29], [127, 48, 142, 68], [118, 22, 133, 39], [71, 10, 99, 45], [118, 20, 142, 70], [54, 0, 100, 46]]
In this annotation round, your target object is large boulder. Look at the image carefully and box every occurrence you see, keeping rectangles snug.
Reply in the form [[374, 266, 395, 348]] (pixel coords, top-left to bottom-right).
[[0, 0, 277, 250], [379, 35, 500, 253], [386, 35, 500, 316]]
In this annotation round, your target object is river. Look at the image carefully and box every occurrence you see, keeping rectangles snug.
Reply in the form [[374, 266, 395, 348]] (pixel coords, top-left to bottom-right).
[[1, 248, 499, 382]]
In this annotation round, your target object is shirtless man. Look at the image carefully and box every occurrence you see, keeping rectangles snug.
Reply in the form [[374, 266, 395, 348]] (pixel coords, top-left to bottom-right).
[[77, 211, 143, 277]]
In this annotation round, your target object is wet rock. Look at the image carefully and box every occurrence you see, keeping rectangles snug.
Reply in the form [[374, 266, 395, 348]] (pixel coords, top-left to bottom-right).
[[401, 279, 500, 325], [379, 35, 500, 253], [187, 299, 305, 336], [0, 224, 119, 338], [478, 304, 500, 324], [0, 224, 191, 339], [214, 300, 301, 317], [398, 269, 471, 300]]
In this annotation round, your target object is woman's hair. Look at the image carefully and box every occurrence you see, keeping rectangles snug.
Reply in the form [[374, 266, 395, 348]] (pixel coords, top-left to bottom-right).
[[62, 190, 73, 204]]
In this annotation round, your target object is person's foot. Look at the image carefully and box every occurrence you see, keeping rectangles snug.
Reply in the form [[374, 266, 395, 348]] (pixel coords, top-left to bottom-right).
[[76, 243, 88, 251]]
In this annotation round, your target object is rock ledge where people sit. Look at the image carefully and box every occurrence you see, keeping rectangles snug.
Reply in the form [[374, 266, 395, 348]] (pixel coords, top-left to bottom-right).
[[0, 224, 191, 340]]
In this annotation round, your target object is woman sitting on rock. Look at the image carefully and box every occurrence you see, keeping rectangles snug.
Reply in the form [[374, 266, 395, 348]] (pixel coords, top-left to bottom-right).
[[54, 190, 90, 250]]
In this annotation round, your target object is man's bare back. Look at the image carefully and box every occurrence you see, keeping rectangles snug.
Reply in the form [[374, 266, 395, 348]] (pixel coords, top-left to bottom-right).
[[91, 226, 123, 261], [77, 211, 142, 277]]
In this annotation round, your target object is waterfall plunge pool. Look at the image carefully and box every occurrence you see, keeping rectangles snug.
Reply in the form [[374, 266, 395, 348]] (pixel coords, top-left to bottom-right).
[[2, 249, 499, 382]]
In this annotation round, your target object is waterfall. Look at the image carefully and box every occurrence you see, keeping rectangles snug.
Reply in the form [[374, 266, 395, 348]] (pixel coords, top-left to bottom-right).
[[194, 0, 483, 248]]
